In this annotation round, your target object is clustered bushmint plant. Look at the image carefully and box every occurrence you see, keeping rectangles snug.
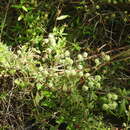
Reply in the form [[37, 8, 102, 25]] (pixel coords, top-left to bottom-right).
[[1, 23, 130, 129], [0, 29, 109, 128], [1, 0, 130, 129], [102, 93, 118, 110]]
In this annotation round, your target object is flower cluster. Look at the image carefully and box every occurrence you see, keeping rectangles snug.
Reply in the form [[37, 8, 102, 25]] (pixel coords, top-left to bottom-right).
[[102, 93, 118, 110]]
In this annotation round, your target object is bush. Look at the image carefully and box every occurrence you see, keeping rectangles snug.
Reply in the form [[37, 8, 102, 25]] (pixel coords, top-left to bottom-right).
[[0, 0, 130, 129]]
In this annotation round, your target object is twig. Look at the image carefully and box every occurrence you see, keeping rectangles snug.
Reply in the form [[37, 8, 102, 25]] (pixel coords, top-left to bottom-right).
[[92, 56, 130, 74], [86, 45, 130, 60], [0, 1, 10, 42]]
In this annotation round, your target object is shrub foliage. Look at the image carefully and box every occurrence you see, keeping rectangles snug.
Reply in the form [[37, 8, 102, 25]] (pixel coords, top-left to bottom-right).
[[0, 0, 130, 129]]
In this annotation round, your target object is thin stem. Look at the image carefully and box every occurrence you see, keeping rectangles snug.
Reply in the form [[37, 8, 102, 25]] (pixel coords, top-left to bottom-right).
[[0, 1, 10, 42]]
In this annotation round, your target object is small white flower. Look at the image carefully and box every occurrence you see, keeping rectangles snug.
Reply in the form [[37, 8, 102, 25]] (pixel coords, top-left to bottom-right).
[[60, 54, 65, 58], [112, 94, 118, 100], [44, 70, 49, 76], [107, 93, 112, 99], [65, 57, 73, 65], [44, 38, 49, 43], [95, 58, 100, 66], [62, 85, 67, 92], [88, 76, 94, 81], [39, 66, 43, 71], [82, 85, 89, 91], [48, 82, 53, 88], [64, 50, 70, 57], [104, 55, 110, 62], [85, 73, 90, 78], [124, 11, 128, 14], [42, 58, 46, 62], [79, 71, 83, 77], [109, 102, 117, 110], [78, 54, 84, 61], [96, 5, 100, 9], [88, 81, 94, 87], [50, 39, 56, 47], [113, 1, 117, 4], [46, 48, 52, 54], [48, 33, 55, 39], [95, 75, 101, 81], [17, 50, 21, 55], [48, 33, 56, 47], [77, 65, 83, 70], [83, 52, 88, 58], [123, 123, 127, 127], [96, 83, 101, 89], [129, 105, 130, 110], [103, 104, 109, 110]]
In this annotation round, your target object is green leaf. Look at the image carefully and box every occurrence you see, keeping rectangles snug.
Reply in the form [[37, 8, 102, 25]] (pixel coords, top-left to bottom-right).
[[119, 99, 127, 114], [72, 43, 81, 51], [36, 83, 43, 90], [41, 91, 52, 97], [41, 100, 55, 108], [56, 15, 69, 20], [50, 126, 58, 130], [11, 5, 23, 9], [0, 92, 7, 100], [22, 6, 28, 12], [18, 14, 24, 21]]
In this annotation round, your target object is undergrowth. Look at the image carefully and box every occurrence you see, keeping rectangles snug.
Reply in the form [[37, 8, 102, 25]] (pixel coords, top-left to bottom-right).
[[0, 0, 130, 129]]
